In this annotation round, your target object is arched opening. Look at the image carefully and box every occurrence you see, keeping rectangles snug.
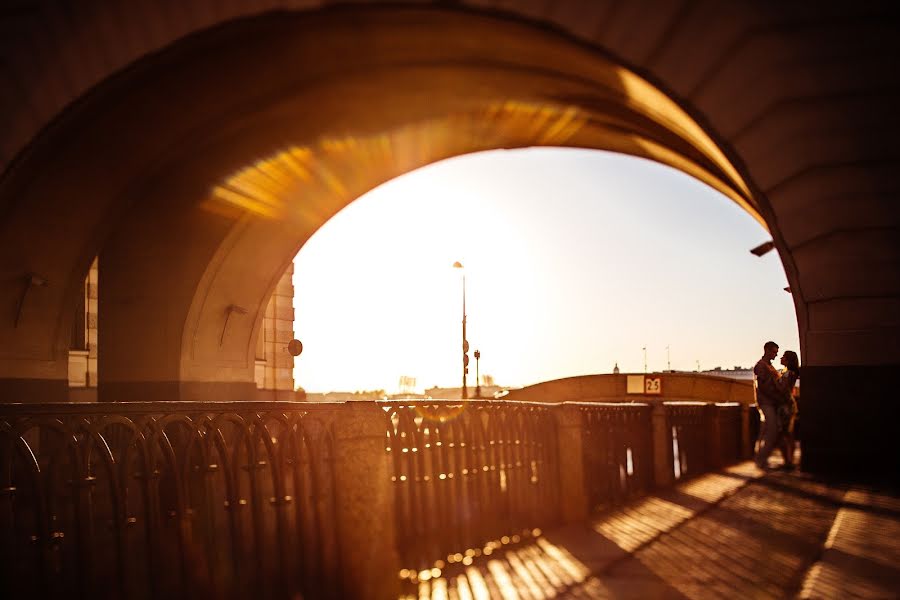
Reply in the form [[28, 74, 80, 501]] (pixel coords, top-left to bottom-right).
[[0, 7, 766, 401], [175, 13, 766, 405], [290, 147, 798, 397]]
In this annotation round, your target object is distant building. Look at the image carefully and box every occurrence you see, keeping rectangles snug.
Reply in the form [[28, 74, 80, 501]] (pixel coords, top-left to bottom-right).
[[424, 385, 506, 399], [306, 390, 387, 402], [67, 258, 299, 401], [387, 392, 428, 401], [700, 366, 754, 381]]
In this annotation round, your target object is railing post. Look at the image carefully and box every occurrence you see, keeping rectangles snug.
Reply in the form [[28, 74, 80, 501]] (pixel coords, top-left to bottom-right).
[[554, 404, 589, 523], [331, 403, 400, 599], [706, 403, 722, 470], [652, 403, 674, 488], [740, 403, 753, 459]]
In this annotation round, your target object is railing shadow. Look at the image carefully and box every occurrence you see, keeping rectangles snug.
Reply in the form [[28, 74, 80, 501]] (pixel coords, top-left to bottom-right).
[[389, 397, 756, 600], [399, 463, 900, 600]]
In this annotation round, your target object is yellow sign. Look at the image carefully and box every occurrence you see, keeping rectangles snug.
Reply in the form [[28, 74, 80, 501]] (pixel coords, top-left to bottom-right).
[[626, 375, 663, 395]]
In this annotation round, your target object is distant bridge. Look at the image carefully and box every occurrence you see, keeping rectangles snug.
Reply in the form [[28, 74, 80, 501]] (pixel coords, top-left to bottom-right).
[[502, 372, 754, 405]]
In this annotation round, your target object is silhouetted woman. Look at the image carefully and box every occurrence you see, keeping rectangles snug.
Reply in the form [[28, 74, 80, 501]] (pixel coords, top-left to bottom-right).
[[776, 350, 801, 469]]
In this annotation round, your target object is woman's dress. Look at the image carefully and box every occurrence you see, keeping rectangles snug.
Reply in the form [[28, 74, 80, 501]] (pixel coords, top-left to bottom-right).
[[776, 370, 799, 434]]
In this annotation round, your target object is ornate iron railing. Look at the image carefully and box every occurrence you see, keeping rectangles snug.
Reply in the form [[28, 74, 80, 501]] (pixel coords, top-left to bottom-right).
[[1, 398, 752, 598], [0, 402, 342, 600], [716, 403, 743, 465], [380, 400, 559, 578], [580, 403, 653, 510], [749, 404, 762, 450], [666, 402, 712, 480]]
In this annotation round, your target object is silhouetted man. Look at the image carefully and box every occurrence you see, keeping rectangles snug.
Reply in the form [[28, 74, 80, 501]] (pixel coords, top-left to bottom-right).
[[754, 341, 781, 469]]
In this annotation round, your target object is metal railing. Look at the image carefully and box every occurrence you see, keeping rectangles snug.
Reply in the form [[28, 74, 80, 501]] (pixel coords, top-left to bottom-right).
[[2, 398, 751, 598], [666, 402, 712, 480], [0, 402, 342, 600], [665, 402, 746, 480], [580, 403, 653, 510], [716, 403, 744, 465], [380, 400, 559, 576], [381, 399, 749, 576]]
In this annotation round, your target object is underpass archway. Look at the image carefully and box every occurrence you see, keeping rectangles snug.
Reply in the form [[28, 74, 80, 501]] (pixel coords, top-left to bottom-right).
[[0, 3, 897, 480]]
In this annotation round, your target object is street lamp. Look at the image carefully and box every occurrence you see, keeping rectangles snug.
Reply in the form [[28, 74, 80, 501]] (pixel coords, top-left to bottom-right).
[[452, 261, 469, 399], [474, 349, 481, 398]]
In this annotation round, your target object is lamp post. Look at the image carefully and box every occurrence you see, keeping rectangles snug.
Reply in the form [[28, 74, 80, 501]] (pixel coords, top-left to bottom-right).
[[474, 349, 481, 398], [452, 261, 469, 399]]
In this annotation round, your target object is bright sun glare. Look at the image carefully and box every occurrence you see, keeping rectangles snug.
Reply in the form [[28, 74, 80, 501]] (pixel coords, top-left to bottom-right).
[[293, 148, 798, 394]]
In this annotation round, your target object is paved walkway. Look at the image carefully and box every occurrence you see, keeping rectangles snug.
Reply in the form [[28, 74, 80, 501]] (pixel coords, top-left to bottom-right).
[[402, 462, 900, 599]]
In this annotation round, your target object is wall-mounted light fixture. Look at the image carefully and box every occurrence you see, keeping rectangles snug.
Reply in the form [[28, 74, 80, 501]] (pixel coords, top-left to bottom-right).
[[749, 241, 775, 257]]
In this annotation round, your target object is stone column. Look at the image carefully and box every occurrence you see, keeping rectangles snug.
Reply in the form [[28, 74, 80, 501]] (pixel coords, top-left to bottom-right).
[[652, 403, 674, 488], [740, 403, 753, 460], [802, 366, 900, 485], [705, 403, 722, 470], [554, 404, 589, 523], [254, 264, 298, 400], [331, 404, 400, 599]]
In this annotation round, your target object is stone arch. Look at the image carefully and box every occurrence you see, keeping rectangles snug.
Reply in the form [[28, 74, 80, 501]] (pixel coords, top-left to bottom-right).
[[0, 2, 897, 477], [0, 6, 761, 400]]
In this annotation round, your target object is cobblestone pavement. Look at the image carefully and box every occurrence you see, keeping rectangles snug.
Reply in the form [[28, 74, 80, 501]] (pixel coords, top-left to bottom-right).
[[402, 462, 900, 599]]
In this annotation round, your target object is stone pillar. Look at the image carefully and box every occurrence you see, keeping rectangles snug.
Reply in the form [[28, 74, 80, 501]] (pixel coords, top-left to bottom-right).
[[802, 366, 900, 486], [740, 404, 753, 460], [254, 263, 298, 400], [705, 403, 722, 470], [554, 404, 589, 523], [67, 258, 98, 402], [85, 259, 99, 387], [652, 403, 674, 488], [331, 404, 400, 599]]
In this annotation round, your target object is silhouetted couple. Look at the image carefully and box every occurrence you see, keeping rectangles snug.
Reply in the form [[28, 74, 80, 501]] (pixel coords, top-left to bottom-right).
[[754, 341, 801, 470]]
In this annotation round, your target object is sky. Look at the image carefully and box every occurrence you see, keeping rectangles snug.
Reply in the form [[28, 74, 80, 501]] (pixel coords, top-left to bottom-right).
[[292, 148, 799, 393]]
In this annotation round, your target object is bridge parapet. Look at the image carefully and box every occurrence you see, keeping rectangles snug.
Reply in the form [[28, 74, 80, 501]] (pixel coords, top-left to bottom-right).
[[0, 401, 399, 599], [1, 398, 750, 598], [378, 399, 749, 591]]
